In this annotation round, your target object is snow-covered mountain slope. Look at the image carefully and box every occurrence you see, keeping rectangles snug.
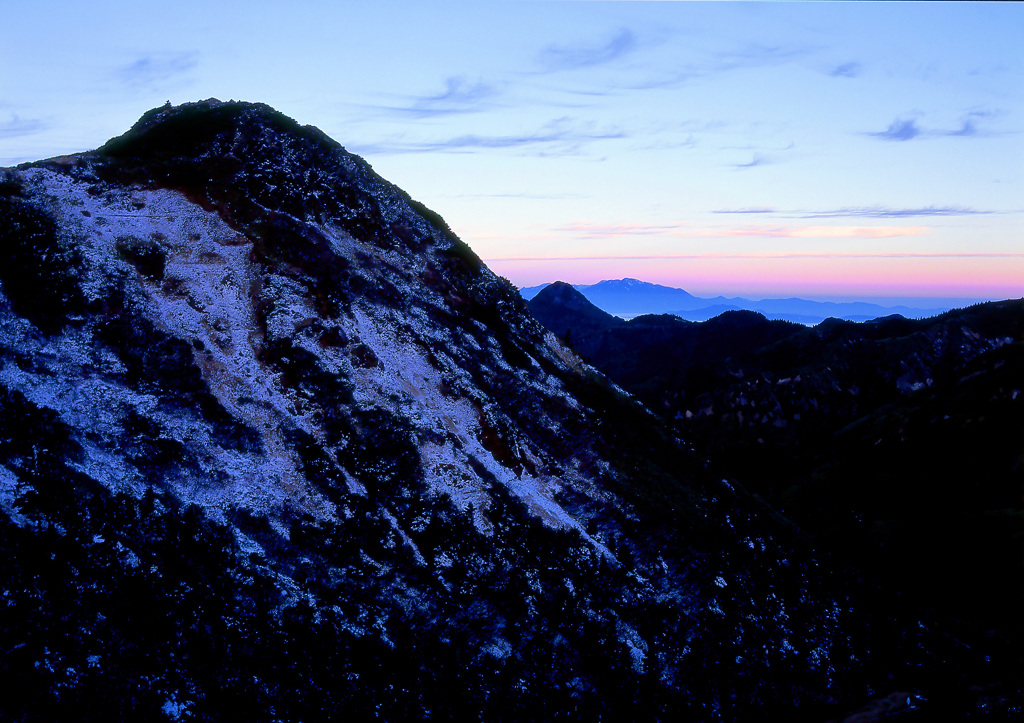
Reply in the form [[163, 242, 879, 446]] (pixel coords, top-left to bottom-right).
[[0, 100, 983, 721]]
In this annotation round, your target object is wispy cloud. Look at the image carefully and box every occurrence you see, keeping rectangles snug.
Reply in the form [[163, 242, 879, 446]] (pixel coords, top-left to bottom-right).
[[869, 118, 922, 142], [561, 222, 681, 237], [715, 206, 998, 218], [538, 29, 636, 72], [719, 140, 793, 171], [800, 205, 994, 219], [750, 226, 929, 239], [622, 41, 808, 92], [559, 221, 929, 239], [0, 114, 46, 138], [491, 251, 1024, 263], [716, 43, 807, 68], [628, 135, 698, 153], [947, 119, 979, 138], [713, 207, 777, 215], [377, 76, 500, 118], [732, 153, 771, 170], [119, 52, 198, 89], [866, 110, 1003, 142], [353, 118, 624, 156], [945, 109, 1001, 138], [449, 191, 588, 200], [830, 62, 862, 79]]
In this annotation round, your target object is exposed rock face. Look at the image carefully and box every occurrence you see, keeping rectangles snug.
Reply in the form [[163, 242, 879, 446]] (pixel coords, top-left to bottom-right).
[[0, 101, 988, 720]]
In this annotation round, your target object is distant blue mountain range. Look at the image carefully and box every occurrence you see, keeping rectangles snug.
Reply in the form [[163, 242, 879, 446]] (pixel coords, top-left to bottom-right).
[[519, 278, 985, 325]]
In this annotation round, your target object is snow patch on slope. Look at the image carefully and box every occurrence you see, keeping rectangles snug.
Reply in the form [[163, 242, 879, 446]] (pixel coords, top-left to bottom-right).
[[347, 307, 609, 549], [4, 165, 615, 555], [7, 168, 336, 521]]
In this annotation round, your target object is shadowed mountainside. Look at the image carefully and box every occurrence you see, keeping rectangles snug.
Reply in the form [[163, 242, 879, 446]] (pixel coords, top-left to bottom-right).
[[530, 281, 1024, 713], [522, 278, 961, 325]]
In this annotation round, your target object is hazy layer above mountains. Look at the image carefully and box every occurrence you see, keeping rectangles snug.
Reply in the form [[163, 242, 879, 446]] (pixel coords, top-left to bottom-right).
[[519, 278, 992, 326]]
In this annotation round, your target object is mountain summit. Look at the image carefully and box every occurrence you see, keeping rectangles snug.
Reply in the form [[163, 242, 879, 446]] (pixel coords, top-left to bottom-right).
[[527, 280, 624, 345], [0, 100, 977, 720]]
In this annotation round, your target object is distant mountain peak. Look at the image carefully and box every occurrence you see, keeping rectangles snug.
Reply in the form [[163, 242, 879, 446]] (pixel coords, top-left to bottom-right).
[[99, 98, 325, 157], [523, 278, 965, 325], [590, 277, 693, 295], [534, 280, 601, 309]]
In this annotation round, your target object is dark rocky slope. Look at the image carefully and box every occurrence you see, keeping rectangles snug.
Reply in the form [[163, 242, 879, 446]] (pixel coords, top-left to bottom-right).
[[0, 100, 1000, 720], [532, 280, 1024, 716], [529, 284, 803, 392], [527, 280, 625, 345]]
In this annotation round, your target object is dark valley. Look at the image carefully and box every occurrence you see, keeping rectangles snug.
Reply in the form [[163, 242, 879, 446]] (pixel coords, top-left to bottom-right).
[[530, 280, 1024, 718]]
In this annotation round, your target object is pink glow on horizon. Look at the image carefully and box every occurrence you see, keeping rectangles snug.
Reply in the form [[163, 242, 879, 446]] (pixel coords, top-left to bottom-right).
[[781, 226, 929, 239], [487, 251, 1024, 263], [557, 222, 931, 239], [489, 252, 1024, 300]]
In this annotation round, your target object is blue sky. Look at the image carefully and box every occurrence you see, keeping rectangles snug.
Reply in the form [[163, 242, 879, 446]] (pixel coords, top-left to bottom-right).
[[2, 1, 1022, 300]]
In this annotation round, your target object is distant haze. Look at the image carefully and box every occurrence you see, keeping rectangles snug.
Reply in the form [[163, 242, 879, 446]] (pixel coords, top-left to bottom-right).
[[500, 258, 1023, 303], [519, 279, 990, 325]]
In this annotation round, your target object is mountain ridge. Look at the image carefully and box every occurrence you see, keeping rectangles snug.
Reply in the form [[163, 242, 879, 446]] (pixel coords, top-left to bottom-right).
[[520, 278, 983, 325], [528, 279, 1024, 714], [0, 99, 1002, 720]]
